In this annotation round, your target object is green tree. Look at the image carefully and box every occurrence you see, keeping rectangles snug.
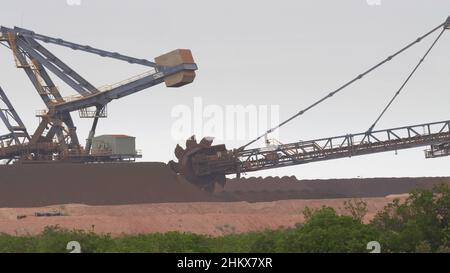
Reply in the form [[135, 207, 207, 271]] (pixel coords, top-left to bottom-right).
[[370, 184, 450, 252], [284, 207, 378, 253], [343, 199, 368, 223]]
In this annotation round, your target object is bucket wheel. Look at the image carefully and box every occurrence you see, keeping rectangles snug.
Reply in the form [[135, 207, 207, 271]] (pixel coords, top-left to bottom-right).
[[169, 135, 227, 192]]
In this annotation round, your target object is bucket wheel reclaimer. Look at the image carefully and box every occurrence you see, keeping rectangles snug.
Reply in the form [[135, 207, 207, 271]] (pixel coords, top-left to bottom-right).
[[168, 136, 231, 192]]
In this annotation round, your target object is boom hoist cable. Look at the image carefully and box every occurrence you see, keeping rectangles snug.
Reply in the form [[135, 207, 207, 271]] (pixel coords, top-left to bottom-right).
[[367, 28, 446, 132], [239, 17, 450, 151]]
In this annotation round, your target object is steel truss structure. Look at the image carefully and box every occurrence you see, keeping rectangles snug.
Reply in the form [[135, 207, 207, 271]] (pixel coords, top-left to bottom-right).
[[0, 26, 197, 163]]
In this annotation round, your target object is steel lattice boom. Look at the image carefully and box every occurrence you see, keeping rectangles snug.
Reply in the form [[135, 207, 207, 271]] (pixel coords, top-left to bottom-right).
[[237, 120, 450, 173], [169, 120, 450, 192]]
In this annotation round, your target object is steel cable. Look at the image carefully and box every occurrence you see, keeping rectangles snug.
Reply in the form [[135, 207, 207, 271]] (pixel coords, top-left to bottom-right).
[[239, 20, 448, 151], [367, 28, 446, 133]]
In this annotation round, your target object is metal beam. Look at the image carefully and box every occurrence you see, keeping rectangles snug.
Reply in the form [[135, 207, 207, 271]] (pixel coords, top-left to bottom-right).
[[22, 36, 99, 94], [11, 26, 160, 68], [16, 37, 92, 97], [30, 60, 66, 103], [0, 86, 30, 145], [10, 46, 57, 107], [53, 63, 197, 113], [85, 107, 101, 153]]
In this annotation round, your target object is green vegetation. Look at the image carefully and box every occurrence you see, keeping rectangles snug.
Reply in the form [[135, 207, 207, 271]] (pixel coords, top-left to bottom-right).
[[0, 184, 449, 253]]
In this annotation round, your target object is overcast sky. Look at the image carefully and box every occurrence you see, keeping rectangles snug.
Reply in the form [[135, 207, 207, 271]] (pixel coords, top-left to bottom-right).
[[1, 0, 450, 179]]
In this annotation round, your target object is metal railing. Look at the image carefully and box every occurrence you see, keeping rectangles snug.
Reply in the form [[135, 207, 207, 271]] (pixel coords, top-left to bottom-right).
[[97, 69, 157, 92]]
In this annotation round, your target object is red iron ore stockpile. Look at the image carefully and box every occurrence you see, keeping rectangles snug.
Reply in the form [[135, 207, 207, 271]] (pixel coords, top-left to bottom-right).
[[0, 162, 449, 207]]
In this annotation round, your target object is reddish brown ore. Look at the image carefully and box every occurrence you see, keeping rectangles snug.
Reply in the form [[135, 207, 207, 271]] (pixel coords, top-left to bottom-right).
[[0, 162, 449, 207]]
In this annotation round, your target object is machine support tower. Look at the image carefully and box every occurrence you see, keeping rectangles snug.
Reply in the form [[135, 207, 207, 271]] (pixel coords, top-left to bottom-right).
[[0, 26, 197, 163]]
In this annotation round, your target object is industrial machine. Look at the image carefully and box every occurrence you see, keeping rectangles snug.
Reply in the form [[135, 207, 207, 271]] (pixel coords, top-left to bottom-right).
[[170, 16, 450, 192], [0, 26, 197, 163], [2, 18, 450, 193]]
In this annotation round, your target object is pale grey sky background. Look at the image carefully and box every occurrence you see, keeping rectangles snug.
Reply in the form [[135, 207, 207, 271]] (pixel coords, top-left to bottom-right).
[[1, 0, 450, 179]]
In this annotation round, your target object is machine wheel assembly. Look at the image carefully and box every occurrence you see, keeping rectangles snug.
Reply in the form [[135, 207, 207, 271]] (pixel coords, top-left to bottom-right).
[[169, 136, 227, 192]]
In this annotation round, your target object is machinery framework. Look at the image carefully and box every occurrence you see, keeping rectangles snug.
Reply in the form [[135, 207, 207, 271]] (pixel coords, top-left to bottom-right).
[[0, 86, 30, 147], [0, 26, 197, 163], [187, 120, 450, 179], [2, 18, 450, 193], [170, 16, 450, 191]]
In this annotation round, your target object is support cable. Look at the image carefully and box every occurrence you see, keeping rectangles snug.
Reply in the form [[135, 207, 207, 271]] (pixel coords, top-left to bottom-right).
[[367, 28, 446, 133], [238, 19, 448, 151]]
